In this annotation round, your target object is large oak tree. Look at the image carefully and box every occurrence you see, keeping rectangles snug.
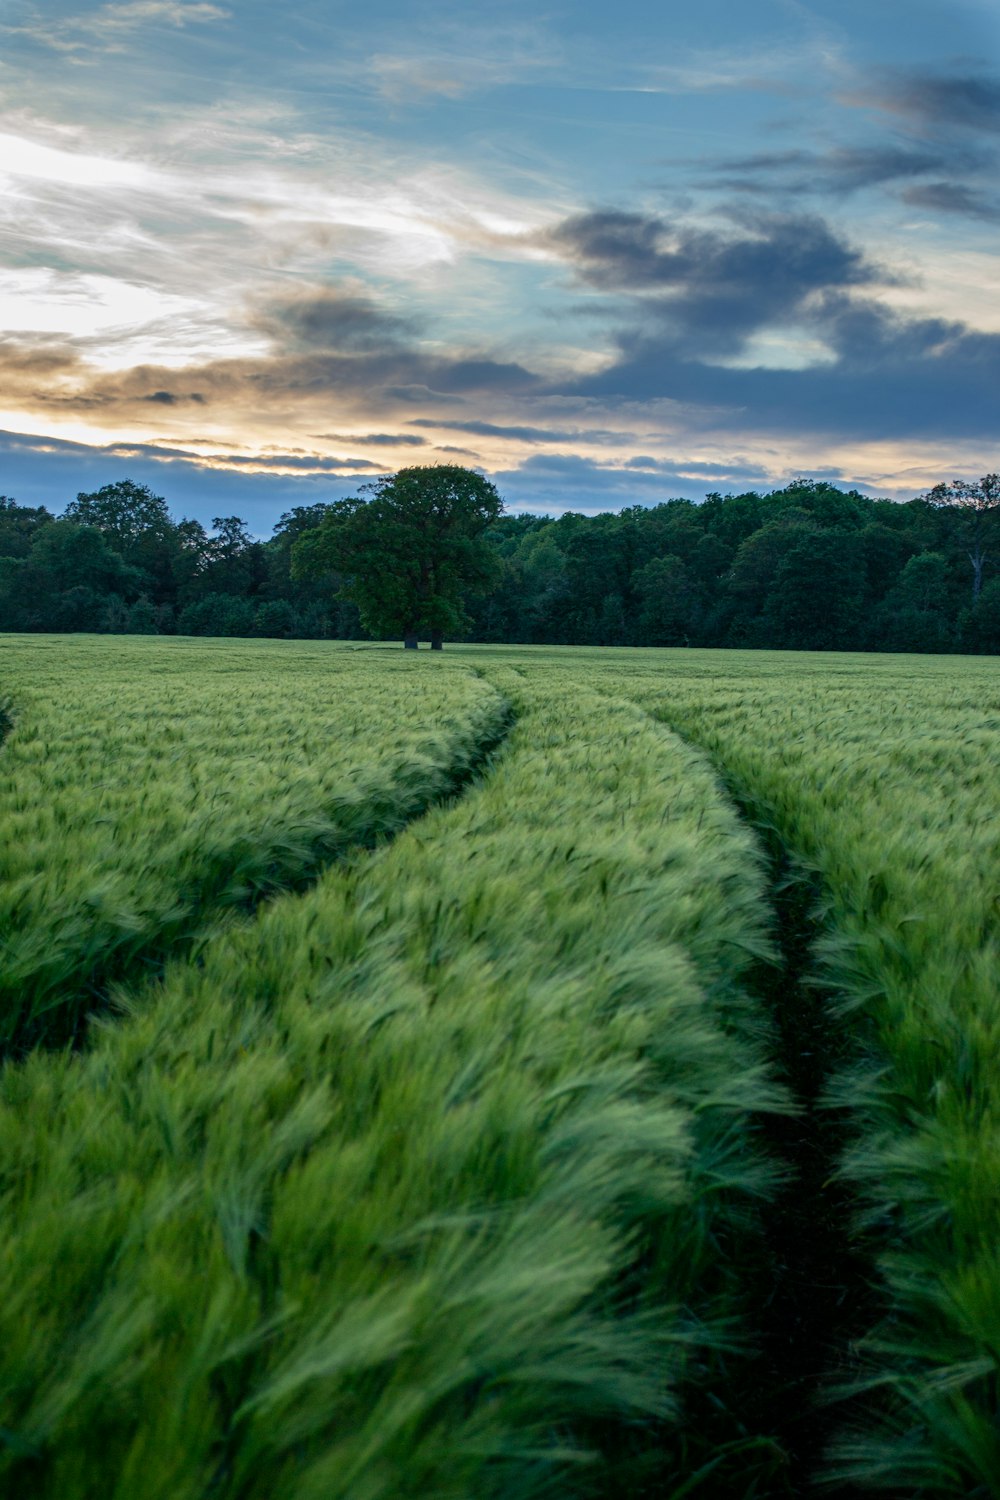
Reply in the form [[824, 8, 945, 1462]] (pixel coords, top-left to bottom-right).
[[292, 465, 504, 648]]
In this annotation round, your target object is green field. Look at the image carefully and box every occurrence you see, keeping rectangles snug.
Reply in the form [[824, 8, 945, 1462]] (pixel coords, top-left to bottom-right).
[[1, 636, 997, 1497]]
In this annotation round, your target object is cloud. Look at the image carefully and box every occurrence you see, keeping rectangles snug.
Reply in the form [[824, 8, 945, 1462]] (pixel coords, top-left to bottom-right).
[[251, 288, 419, 354], [6, 0, 229, 54], [490, 451, 803, 514], [871, 71, 1000, 134], [367, 55, 472, 104], [0, 429, 373, 533], [708, 144, 978, 194], [141, 389, 207, 404], [570, 296, 1000, 442], [901, 181, 1000, 222], [550, 209, 880, 295], [0, 318, 539, 427], [407, 417, 625, 444], [364, 20, 561, 105], [312, 431, 427, 446], [385, 385, 468, 405], [700, 135, 1000, 227], [85, 1, 230, 31], [547, 209, 885, 357], [621, 455, 770, 478], [0, 427, 380, 474]]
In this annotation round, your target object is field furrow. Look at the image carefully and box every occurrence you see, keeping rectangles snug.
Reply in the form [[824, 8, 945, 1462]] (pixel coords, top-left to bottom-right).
[[0, 637, 507, 1050], [8, 638, 995, 1497], [611, 649, 1000, 1496], [0, 664, 785, 1500]]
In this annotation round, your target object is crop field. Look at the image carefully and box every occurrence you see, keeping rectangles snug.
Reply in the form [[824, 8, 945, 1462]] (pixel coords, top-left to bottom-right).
[[0, 637, 507, 1052], [0, 636, 997, 1497]]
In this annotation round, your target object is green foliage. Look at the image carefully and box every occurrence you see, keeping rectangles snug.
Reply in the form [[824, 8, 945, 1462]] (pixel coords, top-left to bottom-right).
[[960, 577, 1000, 653], [5, 638, 1000, 1492], [0, 494, 53, 559], [65, 481, 173, 556], [1, 476, 997, 650], [292, 465, 503, 644], [612, 647, 1000, 1494], [926, 474, 1000, 601], [0, 637, 503, 1049], [760, 530, 865, 649], [0, 640, 784, 1496], [178, 592, 256, 637], [633, 554, 694, 644]]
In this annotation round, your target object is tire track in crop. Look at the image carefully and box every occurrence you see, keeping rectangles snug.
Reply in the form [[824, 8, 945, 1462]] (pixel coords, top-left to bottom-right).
[[606, 698, 876, 1496], [730, 815, 877, 1498], [13, 689, 515, 1058], [673, 761, 877, 1495]]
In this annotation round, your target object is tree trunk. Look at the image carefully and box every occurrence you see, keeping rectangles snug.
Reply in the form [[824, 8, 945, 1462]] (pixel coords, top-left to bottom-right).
[[404, 630, 418, 649], [971, 547, 984, 601], [430, 630, 443, 651]]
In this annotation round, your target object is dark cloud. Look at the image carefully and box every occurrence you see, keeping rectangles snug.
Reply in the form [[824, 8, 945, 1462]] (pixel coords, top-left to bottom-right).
[[141, 389, 207, 404], [0, 428, 374, 535], [622, 455, 770, 479], [0, 424, 381, 474], [570, 294, 1000, 442], [539, 203, 1000, 441], [504, 452, 769, 484], [509, 453, 604, 476], [709, 144, 973, 194], [8, 429, 382, 473], [425, 358, 536, 394], [252, 288, 419, 353], [163, 450, 382, 471], [0, 329, 538, 422], [384, 385, 468, 404], [547, 210, 884, 356], [244, 289, 537, 398], [491, 452, 814, 514], [901, 181, 1000, 222], [550, 209, 877, 294], [877, 71, 1000, 134], [312, 431, 428, 446], [408, 417, 624, 444]]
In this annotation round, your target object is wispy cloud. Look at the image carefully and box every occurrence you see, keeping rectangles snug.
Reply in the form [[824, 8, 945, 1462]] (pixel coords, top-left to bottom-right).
[[363, 17, 563, 104], [407, 418, 627, 445], [311, 431, 428, 447], [6, 0, 229, 54], [1, 2, 997, 521], [705, 143, 984, 194]]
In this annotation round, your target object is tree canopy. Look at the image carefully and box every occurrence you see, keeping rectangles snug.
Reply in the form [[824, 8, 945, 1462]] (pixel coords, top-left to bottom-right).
[[292, 465, 504, 647], [927, 474, 1000, 600], [1, 470, 998, 653]]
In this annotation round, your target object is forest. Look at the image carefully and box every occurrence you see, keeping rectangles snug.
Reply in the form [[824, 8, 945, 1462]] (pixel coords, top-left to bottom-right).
[[1, 475, 997, 652]]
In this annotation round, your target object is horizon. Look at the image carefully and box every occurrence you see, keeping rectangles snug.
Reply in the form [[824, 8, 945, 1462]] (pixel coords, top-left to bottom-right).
[[2, 0, 998, 532], [13, 471, 917, 541]]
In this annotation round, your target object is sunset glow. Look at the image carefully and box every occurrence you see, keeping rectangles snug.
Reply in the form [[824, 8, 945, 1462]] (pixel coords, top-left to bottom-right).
[[2, 0, 998, 526]]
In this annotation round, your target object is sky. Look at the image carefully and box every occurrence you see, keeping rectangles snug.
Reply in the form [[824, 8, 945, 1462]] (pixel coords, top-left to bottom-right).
[[2, 0, 999, 530]]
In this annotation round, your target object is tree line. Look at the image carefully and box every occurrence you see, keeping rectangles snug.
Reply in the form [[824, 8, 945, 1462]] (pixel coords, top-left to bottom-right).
[[1, 471, 998, 653]]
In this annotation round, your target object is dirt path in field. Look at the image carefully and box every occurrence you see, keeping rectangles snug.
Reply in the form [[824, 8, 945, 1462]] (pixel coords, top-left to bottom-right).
[[741, 833, 876, 1497], [667, 757, 879, 1498]]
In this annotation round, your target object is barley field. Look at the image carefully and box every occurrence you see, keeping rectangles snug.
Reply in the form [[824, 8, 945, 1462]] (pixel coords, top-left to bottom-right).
[[1, 636, 997, 1497]]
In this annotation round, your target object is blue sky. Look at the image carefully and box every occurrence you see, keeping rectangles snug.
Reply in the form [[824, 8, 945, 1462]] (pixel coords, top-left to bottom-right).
[[1, 0, 998, 530]]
